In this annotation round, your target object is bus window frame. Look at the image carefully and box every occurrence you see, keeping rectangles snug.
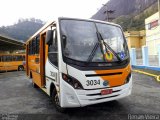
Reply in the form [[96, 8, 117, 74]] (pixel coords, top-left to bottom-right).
[[48, 28, 58, 68]]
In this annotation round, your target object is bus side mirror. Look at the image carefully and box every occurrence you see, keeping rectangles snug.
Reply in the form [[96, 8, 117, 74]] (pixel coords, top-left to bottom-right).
[[46, 30, 53, 45]]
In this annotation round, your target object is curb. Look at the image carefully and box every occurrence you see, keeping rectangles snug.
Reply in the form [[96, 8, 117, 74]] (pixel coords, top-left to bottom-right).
[[132, 65, 160, 71], [132, 69, 160, 82]]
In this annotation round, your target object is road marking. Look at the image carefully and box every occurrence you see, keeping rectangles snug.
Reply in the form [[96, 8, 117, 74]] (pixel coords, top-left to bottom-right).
[[132, 69, 160, 82]]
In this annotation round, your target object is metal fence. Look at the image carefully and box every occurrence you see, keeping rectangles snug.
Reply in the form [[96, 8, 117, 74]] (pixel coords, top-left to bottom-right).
[[130, 46, 160, 67]]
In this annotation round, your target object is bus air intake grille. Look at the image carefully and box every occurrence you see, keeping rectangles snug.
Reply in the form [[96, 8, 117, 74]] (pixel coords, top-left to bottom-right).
[[89, 95, 119, 101], [85, 72, 122, 77]]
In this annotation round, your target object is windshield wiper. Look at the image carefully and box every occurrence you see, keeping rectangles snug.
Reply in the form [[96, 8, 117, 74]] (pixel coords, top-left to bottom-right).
[[98, 32, 122, 62], [87, 32, 106, 63], [87, 42, 99, 62], [87, 32, 122, 63]]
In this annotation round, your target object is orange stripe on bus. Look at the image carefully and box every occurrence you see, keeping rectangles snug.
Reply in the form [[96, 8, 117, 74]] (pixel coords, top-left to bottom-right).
[[95, 64, 131, 87]]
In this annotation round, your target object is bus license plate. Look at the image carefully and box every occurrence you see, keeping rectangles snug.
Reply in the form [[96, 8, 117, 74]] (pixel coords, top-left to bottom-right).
[[101, 89, 112, 95]]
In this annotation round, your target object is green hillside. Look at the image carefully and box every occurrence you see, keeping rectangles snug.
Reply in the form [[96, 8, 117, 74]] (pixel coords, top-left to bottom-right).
[[113, 2, 158, 31], [0, 18, 44, 41]]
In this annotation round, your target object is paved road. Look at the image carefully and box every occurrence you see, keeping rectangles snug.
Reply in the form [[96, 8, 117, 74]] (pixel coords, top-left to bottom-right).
[[0, 71, 160, 120]]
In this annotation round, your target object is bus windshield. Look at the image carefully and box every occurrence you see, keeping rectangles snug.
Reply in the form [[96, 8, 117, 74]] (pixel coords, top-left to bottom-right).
[[60, 19, 129, 62]]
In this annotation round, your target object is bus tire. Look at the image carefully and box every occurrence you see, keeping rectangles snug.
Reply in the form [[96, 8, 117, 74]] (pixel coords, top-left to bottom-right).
[[32, 81, 38, 88], [51, 88, 66, 113], [18, 65, 24, 71], [32, 79, 38, 88], [29, 71, 32, 79]]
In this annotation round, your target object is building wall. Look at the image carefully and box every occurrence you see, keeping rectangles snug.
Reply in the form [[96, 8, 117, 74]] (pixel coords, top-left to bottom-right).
[[124, 30, 146, 50], [129, 36, 141, 48], [145, 12, 160, 56], [139, 30, 146, 47]]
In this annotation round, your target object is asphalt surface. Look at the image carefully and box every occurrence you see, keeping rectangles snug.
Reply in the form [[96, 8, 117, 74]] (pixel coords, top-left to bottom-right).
[[0, 71, 160, 120]]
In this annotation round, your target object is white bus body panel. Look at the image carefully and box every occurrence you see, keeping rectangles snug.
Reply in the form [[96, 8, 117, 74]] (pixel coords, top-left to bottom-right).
[[45, 58, 59, 95], [60, 75, 132, 107], [59, 64, 132, 108]]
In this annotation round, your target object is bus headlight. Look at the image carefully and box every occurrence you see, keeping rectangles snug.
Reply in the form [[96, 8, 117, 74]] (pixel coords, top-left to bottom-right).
[[62, 73, 84, 89], [125, 72, 131, 84]]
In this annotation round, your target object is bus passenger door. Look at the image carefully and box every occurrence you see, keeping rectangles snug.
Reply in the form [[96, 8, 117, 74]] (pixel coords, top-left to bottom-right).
[[40, 34, 46, 87]]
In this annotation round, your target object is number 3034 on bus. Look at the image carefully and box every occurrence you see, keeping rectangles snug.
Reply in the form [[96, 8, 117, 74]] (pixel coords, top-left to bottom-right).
[[86, 80, 100, 86]]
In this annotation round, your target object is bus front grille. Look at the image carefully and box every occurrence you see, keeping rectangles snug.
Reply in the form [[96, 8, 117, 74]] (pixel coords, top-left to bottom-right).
[[85, 72, 122, 77]]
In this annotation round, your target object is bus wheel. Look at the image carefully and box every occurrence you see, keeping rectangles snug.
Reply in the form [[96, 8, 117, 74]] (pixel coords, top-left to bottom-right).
[[18, 66, 24, 71], [32, 81, 38, 88], [52, 89, 66, 113]]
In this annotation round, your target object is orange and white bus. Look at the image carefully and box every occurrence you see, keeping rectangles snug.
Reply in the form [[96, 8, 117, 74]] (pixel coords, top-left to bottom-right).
[[26, 17, 132, 112], [0, 54, 25, 72]]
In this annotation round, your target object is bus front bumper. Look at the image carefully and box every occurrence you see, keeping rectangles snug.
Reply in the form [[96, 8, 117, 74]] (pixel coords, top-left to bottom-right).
[[60, 77, 132, 108]]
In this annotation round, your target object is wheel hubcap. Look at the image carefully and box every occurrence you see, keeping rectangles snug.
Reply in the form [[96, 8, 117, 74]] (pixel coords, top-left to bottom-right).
[[19, 67, 23, 71]]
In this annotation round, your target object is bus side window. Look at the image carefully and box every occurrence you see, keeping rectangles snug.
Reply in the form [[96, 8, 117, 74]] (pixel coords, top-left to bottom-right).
[[23, 55, 25, 61], [6, 56, 10, 62], [16, 56, 19, 61], [9, 56, 12, 62], [20, 56, 23, 61], [29, 41, 33, 55], [29, 42, 31, 55], [36, 36, 40, 54], [2, 56, 5, 62], [18, 56, 21, 61], [48, 29, 58, 67], [5, 56, 8, 62], [13, 56, 16, 61], [18, 56, 22, 61]]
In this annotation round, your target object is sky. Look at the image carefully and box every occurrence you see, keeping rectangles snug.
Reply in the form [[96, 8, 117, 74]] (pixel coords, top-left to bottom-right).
[[0, 0, 109, 26]]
